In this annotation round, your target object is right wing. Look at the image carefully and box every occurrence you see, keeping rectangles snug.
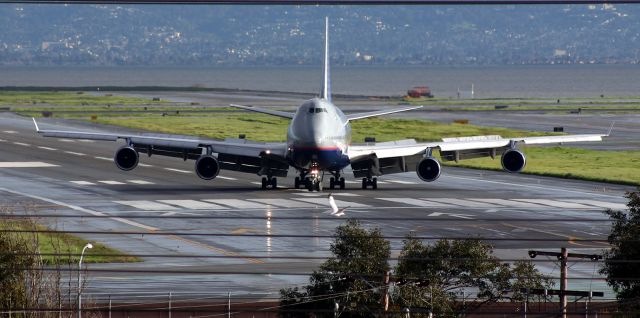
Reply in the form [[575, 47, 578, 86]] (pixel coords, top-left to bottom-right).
[[230, 104, 295, 119], [345, 106, 423, 121], [347, 132, 608, 179], [33, 118, 290, 177]]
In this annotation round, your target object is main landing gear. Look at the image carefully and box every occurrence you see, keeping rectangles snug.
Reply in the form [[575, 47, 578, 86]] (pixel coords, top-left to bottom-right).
[[261, 176, 277, 189], [361, 177, 378, 190], [329, 171, 345, 190]]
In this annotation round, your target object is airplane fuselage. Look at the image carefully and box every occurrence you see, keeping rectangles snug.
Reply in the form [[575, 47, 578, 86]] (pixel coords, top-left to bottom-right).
[[286, 97, 352, 172]]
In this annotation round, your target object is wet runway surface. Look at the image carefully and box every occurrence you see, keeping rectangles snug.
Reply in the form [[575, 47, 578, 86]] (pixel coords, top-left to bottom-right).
[[0, 112, 633, 302]]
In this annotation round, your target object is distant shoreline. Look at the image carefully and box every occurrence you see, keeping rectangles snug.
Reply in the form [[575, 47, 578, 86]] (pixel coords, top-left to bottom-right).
[[0, 86, 400, 100]]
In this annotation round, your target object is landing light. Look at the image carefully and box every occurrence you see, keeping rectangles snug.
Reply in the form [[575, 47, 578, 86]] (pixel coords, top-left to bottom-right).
[[265, 150, 271, 155], [311, 169, 319, 175]]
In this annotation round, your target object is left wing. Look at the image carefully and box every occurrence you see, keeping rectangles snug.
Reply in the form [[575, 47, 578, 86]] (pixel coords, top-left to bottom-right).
[[345, 106, 423, 121], [230, 104, 295, 119], [347, 132, 608, 180], [33, 118, 289, 178]]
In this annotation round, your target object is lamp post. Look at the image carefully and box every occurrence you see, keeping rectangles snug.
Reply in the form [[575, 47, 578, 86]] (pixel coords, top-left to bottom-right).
[[78, 243, 93, 318]]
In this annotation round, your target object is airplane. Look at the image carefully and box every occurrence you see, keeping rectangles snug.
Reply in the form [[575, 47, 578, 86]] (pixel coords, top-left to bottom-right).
[[34, 17, 609, 192]]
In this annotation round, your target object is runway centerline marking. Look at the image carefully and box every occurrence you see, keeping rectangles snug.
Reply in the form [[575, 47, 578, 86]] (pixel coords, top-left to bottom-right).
[[0, 161, 59, 168], [216, 176, 237, 180], [70, 181, 96, 185], [64, 151, 86, 156], [426, 198, 496, 208], [377, 198, 451, 208], [57, 139, 75, 142], [139, 163, 153, 167], [386, 180, 418, 185], [12, 142, 30, 147], [99, 180, 126, 185], [560, 199, 627, 210], [164, 168, 190, 174], [95, 156, 112, 161], [38, 146, 57, 151], [3, 130, 17, 134], [127, 180, 155, 185], [114, 200, 180, 211]]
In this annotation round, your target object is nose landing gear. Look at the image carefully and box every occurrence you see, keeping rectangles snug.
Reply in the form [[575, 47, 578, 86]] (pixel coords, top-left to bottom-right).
[[261, 176, 277, 189]]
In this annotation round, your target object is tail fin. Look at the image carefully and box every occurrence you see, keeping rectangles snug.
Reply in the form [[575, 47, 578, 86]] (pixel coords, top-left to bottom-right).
[[320, 17, 331, 102]]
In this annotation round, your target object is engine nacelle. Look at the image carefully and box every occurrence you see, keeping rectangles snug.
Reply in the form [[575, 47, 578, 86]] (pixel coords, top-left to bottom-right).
[[416, 157, 441, 182], [501, 149, 526, 173], [195, 155, 220, 180], [114, 146, 139, 171]]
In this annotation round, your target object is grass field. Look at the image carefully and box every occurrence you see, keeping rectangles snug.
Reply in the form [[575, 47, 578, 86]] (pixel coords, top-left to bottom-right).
[[1, 219, 139, 264], [0, 91, 167, 106]]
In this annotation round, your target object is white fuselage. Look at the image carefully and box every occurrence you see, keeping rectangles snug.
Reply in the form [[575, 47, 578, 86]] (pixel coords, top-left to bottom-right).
[[286, 98, 352, 171]]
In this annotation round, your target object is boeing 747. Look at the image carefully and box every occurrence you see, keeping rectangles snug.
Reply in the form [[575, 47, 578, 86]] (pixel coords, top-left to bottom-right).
[[34, 18, 609, 191]]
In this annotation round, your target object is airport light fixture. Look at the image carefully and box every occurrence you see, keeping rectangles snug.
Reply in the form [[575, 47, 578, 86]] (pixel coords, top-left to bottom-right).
[[78, 243, 93, 318]]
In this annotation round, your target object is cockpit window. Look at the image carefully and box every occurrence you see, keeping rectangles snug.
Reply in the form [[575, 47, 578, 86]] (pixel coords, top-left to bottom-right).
[[308, 107, 327, 114]]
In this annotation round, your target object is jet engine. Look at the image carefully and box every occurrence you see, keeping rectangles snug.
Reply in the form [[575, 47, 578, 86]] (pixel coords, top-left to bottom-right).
[[114, 146, 139, 171], [416, 157, 441, 182], [501, 149, 526, 173], [195, 155, 220, 180]]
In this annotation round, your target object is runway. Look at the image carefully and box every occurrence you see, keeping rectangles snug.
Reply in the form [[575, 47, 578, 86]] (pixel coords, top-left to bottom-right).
[[0, 112, 633, 303]]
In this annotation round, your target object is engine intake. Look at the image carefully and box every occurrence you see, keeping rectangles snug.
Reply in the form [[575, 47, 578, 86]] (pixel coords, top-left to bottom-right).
[[416, 157, 441, 182], [195, 155, 220, 180], [501, 149, 526, 173], [114, 146, 139, 171]]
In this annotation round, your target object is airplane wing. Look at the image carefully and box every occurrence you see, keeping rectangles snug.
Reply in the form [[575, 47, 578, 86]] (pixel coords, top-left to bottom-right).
[[346, 131, 609, 180], [230, 104, 295, 119], [33, 118, 290, 177], [345, 106, 423, 121]]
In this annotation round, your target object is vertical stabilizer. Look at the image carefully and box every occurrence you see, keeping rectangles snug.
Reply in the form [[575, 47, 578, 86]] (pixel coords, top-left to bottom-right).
[[320, 17, 331, 102]]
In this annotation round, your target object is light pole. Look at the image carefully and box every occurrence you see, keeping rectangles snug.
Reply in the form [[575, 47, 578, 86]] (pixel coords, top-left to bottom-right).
[[78, 243, 93, 318]]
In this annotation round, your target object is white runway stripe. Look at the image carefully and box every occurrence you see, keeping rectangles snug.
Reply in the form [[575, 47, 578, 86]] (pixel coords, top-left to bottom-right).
[[425, 198, 496, 208], [158, 200, 228, 210], [204, 199, 267, 209], [114, 200, 179, 211], [64, 151, 86, 156], [127, 180, 155, 185], [512, 199, 593, 209], [70, 181, 96, 185], [98, 180, 126, 185], [0, 139, 6, 142], [294, 192, 360, 197], [294, 197, 370, 208], [377, 198, 451, 208], [467, 198, 546, 208], [57, 139, 75, 142], [164, 168, 190, 173], [560, 199, 627, 210], [13, 142, 30, 147], [0, 161, 58, 168], [95, 156, 112, 161], [3, 130, 17, 134], [139, 163, 153, 167], [249, 198, 317, 208], [78, 140, 95, 143], [386, 180, 418, 185], [38, 146, 57, 151], [216, 176, 237, 180]]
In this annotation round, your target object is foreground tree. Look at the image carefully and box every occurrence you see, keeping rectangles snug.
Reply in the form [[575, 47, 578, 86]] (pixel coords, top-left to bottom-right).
[[393, 236, 552, 316], [600, 190, 640, 312], [0, 218, 77, 318], [280, 219, 390, 318]]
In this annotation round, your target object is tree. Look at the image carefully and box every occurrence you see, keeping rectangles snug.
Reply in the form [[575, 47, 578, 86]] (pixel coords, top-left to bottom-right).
[[0, 218, 79, 318], [393, 235, 552, 317], [280, 219, 390, 318], [600, 190, 640, 311]]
